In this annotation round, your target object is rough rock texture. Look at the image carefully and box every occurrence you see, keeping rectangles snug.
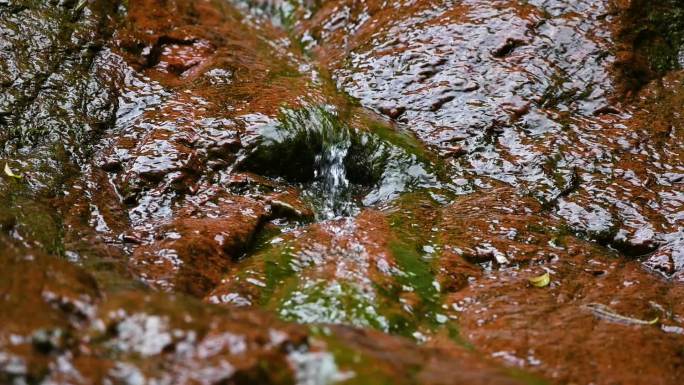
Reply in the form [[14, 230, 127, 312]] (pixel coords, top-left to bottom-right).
[[1, 0, 683, 384], [0, 0, 122, 256], [0, 0, 119, 152], [260, 0, 684, 280], [0, 234, 525, 385]]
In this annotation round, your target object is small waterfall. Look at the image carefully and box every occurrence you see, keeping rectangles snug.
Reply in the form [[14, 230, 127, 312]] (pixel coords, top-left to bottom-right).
[[313, 128, 355, 220], [239, 106, 439, 221]]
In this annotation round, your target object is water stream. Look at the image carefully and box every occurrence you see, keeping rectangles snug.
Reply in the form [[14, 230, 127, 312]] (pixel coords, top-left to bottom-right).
[[239, 106, 441, 220], [311, 126, 355, 220]]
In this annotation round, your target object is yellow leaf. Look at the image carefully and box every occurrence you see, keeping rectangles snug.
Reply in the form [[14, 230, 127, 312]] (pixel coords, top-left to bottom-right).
[[4, 163, 21, 179], [75, 0, 87, 12], [528, 272, 550, 288], [585, 303, 661, 326]]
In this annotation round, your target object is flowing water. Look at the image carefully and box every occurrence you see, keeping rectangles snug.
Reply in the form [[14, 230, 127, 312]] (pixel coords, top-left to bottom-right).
[[300, 109, 355, 220], [312, 130, 353, 219]]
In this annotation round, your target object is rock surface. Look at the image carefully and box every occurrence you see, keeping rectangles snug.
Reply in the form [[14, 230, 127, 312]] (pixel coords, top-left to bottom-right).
[[1, 0, 683, 384]]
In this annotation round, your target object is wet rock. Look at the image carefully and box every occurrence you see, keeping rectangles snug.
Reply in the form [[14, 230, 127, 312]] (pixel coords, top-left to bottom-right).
[[643, 232, 684, 282], [267, 189, 316, 221], [0, 0, 120, 156], [112, 0, 316, 112], [77, 0, 452, 301], [82, 0, 333, 294], [207, 180, 684, 383], [265, 0, 684, 283], [89, 291, 307, 385], [0, 235, 100, 383], [95, 0, 326, 214], [206, 187, 605, 338], [3, 0, 684, 384], [129, 192, 269, 296], [397, 189, 684, 384], [0, 0, 121, 255], [206, 203, 484, 342], [437, 188, 602, 267], [0, 235, 528, 385], [323, 326, 527, 385], [445, 241, 684, 385], [287, 0, 614, 146]]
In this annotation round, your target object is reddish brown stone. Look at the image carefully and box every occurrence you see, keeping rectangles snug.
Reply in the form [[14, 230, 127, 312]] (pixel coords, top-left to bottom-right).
[[129, 194, 269, 296]]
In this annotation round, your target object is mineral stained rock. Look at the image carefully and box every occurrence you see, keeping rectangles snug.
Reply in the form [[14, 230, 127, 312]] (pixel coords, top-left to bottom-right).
[[1, 0, 683, 384]]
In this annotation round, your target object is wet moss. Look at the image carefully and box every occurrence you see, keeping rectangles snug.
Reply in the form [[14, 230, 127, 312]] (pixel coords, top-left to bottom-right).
[[617, 0, 684, 89], [505, 368, 550, 385], [381, 192, 464, 338], [386, 191, 443, 245], [389, 242, 439, 306], [234, 205, 454, 338], [635, 1, 684, 74], [239, 107, 338, 182], [259, 245, 297, 305], [267, 65, 304, 81], [11, 197, 63, 254], [359, 117, 432, 164], [382, 191, 490, 346], [80, 256, 147, 294], [279, 281, 390, 330], [0, 143, 88, 256], [311, 328, 408, 385], [381, 239, 447, 338], [0, 185, 63, 256]]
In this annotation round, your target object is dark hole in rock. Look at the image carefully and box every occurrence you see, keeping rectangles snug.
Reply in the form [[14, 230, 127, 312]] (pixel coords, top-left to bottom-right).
[[237, 106, 439, 220], [144, 36, 198, 69], [492, 38, 526, 58], [616, 0, 684, 91]]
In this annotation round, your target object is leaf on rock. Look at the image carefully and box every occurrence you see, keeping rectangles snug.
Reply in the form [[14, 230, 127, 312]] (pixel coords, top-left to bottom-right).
[[75, 0, 87, 12], [4, 163, 22, 179], [528, 272, 550, 288], [584, 303, 660, 326]]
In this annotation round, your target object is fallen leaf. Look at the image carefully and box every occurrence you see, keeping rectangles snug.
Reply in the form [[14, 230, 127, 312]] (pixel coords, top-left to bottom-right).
[[75, 0, 87, 12], [584, 303, 660, 326], [4, 163, 21, 179], [528, 272, 550, 287]]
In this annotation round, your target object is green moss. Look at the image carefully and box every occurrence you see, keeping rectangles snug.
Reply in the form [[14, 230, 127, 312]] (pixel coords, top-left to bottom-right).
[[311, 329, 410, 385], [267, 65, 303, 81], [446, 323, 472, 349], [260, 247, 297, 306], [648, 3, 684, 71], [0, 142, 88, 256], [362, 119, 429, 163], [628, 0, 684, 75], [387, 190, 449, 244], [236, 206, 456, 338], [505, 368, 550, 385], [389, 242, 438, 305], [355, 114, 455, 183], [279, 281, 390, 330], [12, 197, 63, 255]]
